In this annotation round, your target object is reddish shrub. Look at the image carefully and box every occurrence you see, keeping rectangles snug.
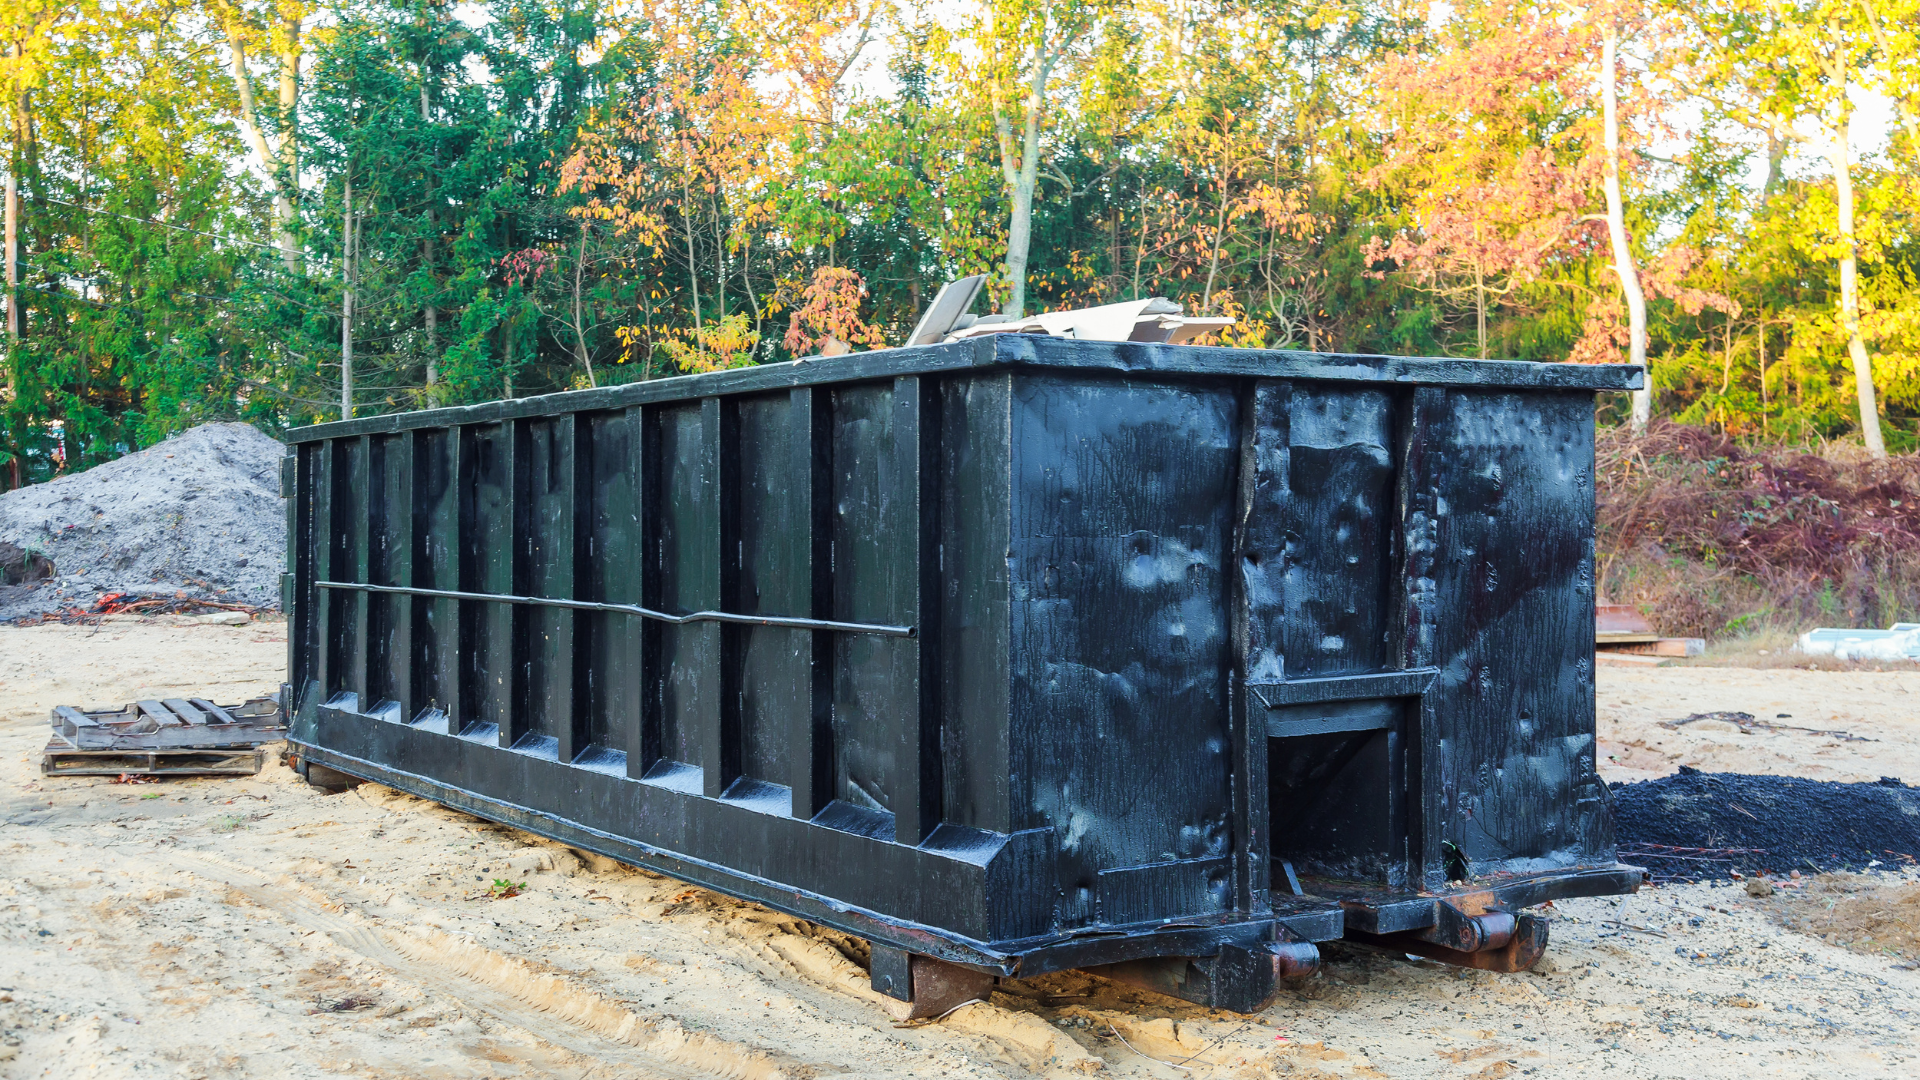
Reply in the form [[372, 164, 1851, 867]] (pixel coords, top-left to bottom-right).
[[1596, 422, 1920, 638]]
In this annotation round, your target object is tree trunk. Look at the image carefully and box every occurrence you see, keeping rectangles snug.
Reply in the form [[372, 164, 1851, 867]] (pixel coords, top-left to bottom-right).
[[1600, 23, 1651, 432], [4, 156, 14, 344], [993, 25, 1078, 319], [1201, 175, 1229, 311], [4, 168, 15, 342], [680, 167, 701, 331], [224, 30, 300, 272], [1829, 100, 1885, 459], [341, 180, 354, 421], [5, 40, 20, 342], [1758, 120, 1789, 206], [572, 229, 594, 387], [420, 82, 438, 386], [276, 12, 301, 273], [1474, 261, 1487, 359]]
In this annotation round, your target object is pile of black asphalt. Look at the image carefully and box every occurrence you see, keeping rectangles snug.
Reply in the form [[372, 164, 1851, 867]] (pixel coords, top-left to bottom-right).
[[1611, 766, 1920, 881]]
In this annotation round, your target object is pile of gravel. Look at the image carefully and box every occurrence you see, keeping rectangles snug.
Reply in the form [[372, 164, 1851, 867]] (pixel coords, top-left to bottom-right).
[[0, 423, 286, 620], [1612, 767, 1920, 880]]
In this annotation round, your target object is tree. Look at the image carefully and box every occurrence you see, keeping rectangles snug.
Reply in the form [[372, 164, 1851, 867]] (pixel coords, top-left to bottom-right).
[[969, 0, 1098, 318], [1365, 0, 1604, 359], [213, 1, 307, 274], [1596, 9, 1652, 430], [1680, 0, 1895, 457]]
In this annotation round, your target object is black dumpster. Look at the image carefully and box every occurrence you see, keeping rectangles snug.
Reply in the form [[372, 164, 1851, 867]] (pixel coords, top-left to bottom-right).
[[283, 334, 1644, 1013]]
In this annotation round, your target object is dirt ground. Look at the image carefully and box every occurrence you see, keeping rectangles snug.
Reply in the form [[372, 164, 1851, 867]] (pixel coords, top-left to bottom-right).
[[3, 620, 1917, 1079], [1596, 660, 1920, 784]]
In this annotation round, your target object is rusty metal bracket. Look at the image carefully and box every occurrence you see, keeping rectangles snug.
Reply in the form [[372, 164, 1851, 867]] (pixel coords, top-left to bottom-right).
[[870, 946, 997, 1021], [1080, 927, 1322, 1012], [1415, 902, 1517, 953], [1346, 913, 1550, 974]]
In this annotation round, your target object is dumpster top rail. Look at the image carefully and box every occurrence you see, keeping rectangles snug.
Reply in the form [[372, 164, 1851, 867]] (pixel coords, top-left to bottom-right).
[[286, 334, 1642, 443]]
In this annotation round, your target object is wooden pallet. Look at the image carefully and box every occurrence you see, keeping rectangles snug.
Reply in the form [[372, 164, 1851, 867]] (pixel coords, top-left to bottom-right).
[[41, 744, 264, 777], [49, 695, 283, 751]]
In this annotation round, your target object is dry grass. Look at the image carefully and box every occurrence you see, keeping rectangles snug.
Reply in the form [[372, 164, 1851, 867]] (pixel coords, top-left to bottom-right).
[[1597, 423, 1920, 640]]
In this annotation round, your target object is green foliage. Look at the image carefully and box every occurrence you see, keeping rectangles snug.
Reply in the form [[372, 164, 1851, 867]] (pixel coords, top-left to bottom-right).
[[0, 0, 1915, 485]]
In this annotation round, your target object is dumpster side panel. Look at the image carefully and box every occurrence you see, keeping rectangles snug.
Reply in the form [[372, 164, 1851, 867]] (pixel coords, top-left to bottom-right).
[[828, 381, 916, 829], [524, 417, 577, 755], [1429, 390, 1607, 879], [656, 402, 720, 782], [463, 422, 519, 742], [1009, 373, 1238, 927], [937, 375, 1014, 836], [415, 426, 459, 728], [732, 392, 810, 804], [1281, 387, 1398, 679], [366, 432, 411, 722], [581, 408, 641, 761]]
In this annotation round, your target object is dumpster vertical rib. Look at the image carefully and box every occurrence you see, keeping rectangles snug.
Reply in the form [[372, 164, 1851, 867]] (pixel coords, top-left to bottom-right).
[[364, 434, 388, 706], [285, 450, 302, 697], [631, 404, 661, 776], [389, 431, 416, 724], [313, 440, 336, 701], [1234, 378, 1289, 910], [1396, 386, 1446, 888], [702, 396, 735, 797], [553, 414, 586, 764], [435, 427, 465, 729], [459, 425, 482, 731], [350, 435, 373, 705], [292, 445, 317, 702], [536, 416, 577, 761], [892, 375, 939, 845], [792, 386, 832, 818], [501, 419, 532, 748]]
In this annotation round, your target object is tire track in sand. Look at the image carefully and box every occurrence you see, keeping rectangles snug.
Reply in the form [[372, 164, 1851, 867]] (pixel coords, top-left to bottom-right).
[[168, 851, 797, 1080]]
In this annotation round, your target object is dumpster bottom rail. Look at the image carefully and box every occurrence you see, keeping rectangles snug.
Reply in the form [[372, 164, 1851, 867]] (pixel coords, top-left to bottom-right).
[[290, 735, 1646, 1013]]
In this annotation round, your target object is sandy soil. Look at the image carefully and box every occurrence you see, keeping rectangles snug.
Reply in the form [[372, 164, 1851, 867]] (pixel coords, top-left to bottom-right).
[[3, 621, 1917, 1079], [1597, 665, 1920, 784]]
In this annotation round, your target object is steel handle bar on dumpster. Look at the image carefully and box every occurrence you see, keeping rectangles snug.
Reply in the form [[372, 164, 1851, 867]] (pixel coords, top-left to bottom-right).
[[314, 580, 916, 637]]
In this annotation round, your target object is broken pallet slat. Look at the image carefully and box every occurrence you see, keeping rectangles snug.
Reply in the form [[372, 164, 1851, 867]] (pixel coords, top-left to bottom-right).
[[40, 743, 264, 777], [188, 698, 236, 725], [1603, 637, 1705, 658], [1594, 651, 1670, 667], [1595, 603, 1655, 636], [162, 698, 209, 725], [53, 705, 98, 729], [46, 695, 284, 751]]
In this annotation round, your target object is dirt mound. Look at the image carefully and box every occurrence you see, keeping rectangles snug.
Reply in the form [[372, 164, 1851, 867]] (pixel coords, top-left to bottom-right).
[[1758, 874, 1920, 966], [1612, 767, 1920, 880], [0, 423, 285, 620]]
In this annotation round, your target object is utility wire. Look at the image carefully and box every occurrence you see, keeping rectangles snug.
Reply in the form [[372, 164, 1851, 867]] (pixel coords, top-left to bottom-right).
[[39, 196, 290, 254]]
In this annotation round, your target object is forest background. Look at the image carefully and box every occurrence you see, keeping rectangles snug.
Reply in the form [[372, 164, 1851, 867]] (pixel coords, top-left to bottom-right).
[[1, 0, 1918, 636]]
